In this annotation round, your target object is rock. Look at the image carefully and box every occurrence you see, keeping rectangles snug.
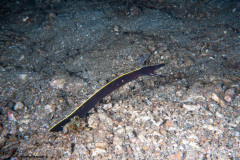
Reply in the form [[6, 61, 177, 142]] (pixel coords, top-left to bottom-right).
[[19, 73, 27, 80], [203, 124, 223, 134], [50, 78, 66, 89], [115, 127, 125, 134], [44, 104, 55, 113], [167, 151, 182, 160], [233, 116, 240, 124], [215, 112, 224, 118], [91, 148, 106, 156], [183, 104, 201, 111], [224, 88, 235, 102], [95, 142, 108, 149], [14, 102, 24, 110], [103, 103, 112, 110], [113, 136, 124, 145], [147, 45, 156, 52], [113, 26, 120, 32], [98, 113, 113, 126], [159, 128, 167, 135], [211, 93, 226, 108], [88, 114, 99, 129], [7, 111, 16, 122], [163, 120, 177, 131], [125, 126, 134, 137]]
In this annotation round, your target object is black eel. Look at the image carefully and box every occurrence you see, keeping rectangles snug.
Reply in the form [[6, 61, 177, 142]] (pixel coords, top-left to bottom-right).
[[48, 64, 165, 132]]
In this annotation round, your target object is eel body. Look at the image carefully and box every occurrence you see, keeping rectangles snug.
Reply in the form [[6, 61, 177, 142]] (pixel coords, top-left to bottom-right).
[[49, 64, 165, 132]]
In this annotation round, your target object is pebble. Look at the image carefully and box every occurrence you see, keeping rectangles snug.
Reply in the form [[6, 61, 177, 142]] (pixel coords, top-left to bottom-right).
[[208, 103, 218, 113], [224, 88, 235, 102], [215, 112, 224, 118], [88, 114, 99, 129], [159, 128, 167, 135], [113, 26, 120, 32], [233, 116, 240, 124], [115, 127, 125, 134], [95, 142, 108, 149], [14, 102, 24, 110], [167, 151, 182, 160], [163, 120, 177, 131], [91, 148, 106, 156], [113, 136, 124, 145], [19, 74, 28, 80], [19, 119, 31, 125], [50, 78, 66, 89], [211, 93, 226, 108], [125, 126, 134, 137], [98, 113, 113, 126], [147, 45, 156, 52], [164, 120, 174, 128], [103, 103, 112, 110], [203, 124, 223, 134], [7, 111, 16, 122], [113, 26, 120, 35], [183, 104, 201, 111], [44, 104, 55, 113]]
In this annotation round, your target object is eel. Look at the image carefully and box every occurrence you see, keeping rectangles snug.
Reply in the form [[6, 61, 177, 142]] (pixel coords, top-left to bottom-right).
[[48, 64, 165, 132]]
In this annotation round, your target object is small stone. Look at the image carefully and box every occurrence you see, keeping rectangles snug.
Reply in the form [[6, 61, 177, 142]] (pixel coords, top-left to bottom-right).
[[14, 102, 24, 110], [98, 113, 113, 126], [203, 124, 223, 134], [164, 120, 174, 128], [228, 121, 237, 127], [125, 126, 134, 137], [147, 45, 156, 52], [113, 26, 120, 32], [91, 148, 106, 156], [50, 78, 66, 89], [211, 93, 226, 108], [233, 116, 240, 124], [95, 142, 108, 149], [44, 104, 55, 113], [103, 103, 112, 110], [164, 120, 177, 131], [208, 104, 218, 113], [224, 88, 235, 102], [159, 129, 167, 135], [142, 146, 148, 151], [7, 111, 16, 122], [211, 93, 220, 102], [19, 119, 31, 124], [88, 114, 99, 129], [183, 104, 201, 111], [113, 136, 124, 145], [215, 112, 224, 118], [168, 151, 182, 160], [19, 74, 27, 80], [116, 127, 125, 134]]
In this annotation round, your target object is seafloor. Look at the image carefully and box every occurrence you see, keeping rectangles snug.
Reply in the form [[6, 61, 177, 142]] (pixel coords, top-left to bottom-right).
[[0, 0, 240, 159]]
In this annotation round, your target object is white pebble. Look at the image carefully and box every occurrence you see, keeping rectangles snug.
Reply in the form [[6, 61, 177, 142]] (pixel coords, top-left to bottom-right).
[[44, 104, 55, 113], [215, 112, 224, 118], [50, 78, 66, 89], [211, 93, 220, 103], [91, 148, 106, 156], [183, 104, 201, 111], [14, 102, 24, 110], [98, 113, 113, 126], [19, 74, 28, 80]]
